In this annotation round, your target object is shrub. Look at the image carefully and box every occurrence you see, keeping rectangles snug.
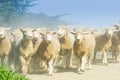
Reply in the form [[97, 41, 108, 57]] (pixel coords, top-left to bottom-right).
[[0, 65, 30, 80]]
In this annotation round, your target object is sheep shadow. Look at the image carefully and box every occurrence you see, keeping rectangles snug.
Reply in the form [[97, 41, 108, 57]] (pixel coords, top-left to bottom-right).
[[28, 66, 77, 75], [55, 66, 77, 73], [92, 58, 119, 66], [28, 70, 46, 75]]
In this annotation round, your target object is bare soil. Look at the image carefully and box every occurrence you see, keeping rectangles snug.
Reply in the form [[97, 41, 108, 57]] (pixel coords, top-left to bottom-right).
[[27, 59, 120, 80]]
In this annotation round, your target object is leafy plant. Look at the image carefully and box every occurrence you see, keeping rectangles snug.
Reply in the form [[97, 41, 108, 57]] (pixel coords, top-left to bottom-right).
[[0, 65, 30, 80]]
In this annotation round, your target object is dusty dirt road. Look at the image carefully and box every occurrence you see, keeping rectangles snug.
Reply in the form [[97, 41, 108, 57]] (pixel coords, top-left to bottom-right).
[[27, 61, 120, 80]]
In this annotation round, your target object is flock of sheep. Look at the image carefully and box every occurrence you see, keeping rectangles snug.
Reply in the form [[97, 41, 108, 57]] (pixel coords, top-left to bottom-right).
[[0, 24, 120, 76]]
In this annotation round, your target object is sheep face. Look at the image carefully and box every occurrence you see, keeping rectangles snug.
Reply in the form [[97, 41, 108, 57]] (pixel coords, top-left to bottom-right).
[[0, 28, 10, 39], [20, 29, 33, 41], [46, 34, 53, 43], [41, 31, 56, 44], [32, 30, 40, 41], [114, 24, 120, 30], [75, 33, 83, 44], [57, 27, 66, 38], [105, 29, 113, 38]]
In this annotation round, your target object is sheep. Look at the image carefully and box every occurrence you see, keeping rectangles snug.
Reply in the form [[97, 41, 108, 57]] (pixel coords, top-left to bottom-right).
[[10, 29, 23, 47], [114, 24, 120, 30], [10, 29, 23, 71], [93, 28, 113, 65], [38, 30, 60, 76], [71, 30, 96, 73], [0, 27, 12, 66], [57, 26, 75, 68], [29, 28, 43, 72], [110, 24, 120, 62], [18, 28, 34, 75], [111, 30, 120, 62]]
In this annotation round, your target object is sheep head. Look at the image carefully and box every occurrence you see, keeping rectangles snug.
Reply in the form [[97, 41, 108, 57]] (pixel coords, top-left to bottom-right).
[[57, 26, 69, 38], [0, 27, 10, 39], [40, 31, 56, 44], [20, 28, 34, 41]]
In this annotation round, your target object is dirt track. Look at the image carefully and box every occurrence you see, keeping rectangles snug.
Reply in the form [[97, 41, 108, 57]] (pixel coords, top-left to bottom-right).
[[27, 61, 120, 80]]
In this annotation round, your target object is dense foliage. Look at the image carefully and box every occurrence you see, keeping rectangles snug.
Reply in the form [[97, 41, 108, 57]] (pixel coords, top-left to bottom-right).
[[0, 65, 29, 80], [0, 0, 37, 26], [0, 0, 69, 28]]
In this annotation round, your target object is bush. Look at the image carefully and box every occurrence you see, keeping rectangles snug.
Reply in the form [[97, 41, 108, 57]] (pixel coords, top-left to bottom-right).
[[0, 65, 30, 80]]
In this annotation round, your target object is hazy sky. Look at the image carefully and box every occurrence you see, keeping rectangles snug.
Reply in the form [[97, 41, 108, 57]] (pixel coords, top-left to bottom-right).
[[29, 0, 120, 28]]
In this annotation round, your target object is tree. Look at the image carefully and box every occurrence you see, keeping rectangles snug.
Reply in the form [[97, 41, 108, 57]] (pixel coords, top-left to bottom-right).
[[0, 0, 37, 26]]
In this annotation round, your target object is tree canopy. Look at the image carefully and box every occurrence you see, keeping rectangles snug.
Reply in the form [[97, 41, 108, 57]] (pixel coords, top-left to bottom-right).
[[0, 0, 70, 28], [0, 0, 37, 26]]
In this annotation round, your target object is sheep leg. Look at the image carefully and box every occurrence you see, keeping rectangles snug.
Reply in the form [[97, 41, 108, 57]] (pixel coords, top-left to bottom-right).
[[58, 55, 64, 67], [28, 57, 34, 72], [4, 55, 8, 66], [93, 51, 97, 63], [88, 55, 91, 69], [0, 56, 1, 64], [27, 57, 32, 73], [1, 56, 4, 65], [0, 56, 3, 65], [62, 55, 67, 68], [53, 56, 58, 72], [58, 49, 64, 67], [20, 56, 27, 75], [48, 60, 54, 76], [81, 56, 86, 72], [102, 51, 108, 65], [53, 54, 58, 67], [112, 50, 116, 60], [40, 58, 43, 67], [58, 50, 67, 68], [114, 51, 117, 62], [69, 49, 73, 67], [77, 58, 81, 72], [1, 55, 8, 66], [66, 53, 70, 69], [40, 60, 47, 71], [66, 49, 73, 68], [116, 52, 120, 62]]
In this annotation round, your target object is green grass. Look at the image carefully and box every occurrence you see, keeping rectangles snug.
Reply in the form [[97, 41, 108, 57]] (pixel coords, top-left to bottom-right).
[[0, 65, 30, 80]]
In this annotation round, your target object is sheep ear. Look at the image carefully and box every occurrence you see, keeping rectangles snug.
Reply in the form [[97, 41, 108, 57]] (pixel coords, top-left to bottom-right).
[[10, 32, 15, 38], [40, 32, 45, 36], [37, 28, 41, 32], [91, 29, 97, 34], [32, 29, 36, 32], [61, 25, 66, 29], [11, 32, 15, 36], [20, 29, 23, 32], [20, 29, 26, 33], [114, 24, 120, 30], [52, 32, 57, 35], [71, 31, 76, 35], [57, 25, 61, 28], [104, 28, 108, 32], [5, 27, 11, 31], [114, 24, 120, 27]]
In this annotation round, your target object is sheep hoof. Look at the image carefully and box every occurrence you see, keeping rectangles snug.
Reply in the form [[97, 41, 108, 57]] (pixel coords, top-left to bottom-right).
[[87, 68, 91, 70], [116, 60, 120, 63], [103, 63, 108, 66], [77, 71, 84, 74], [54, 69, 58, 73], [59, 66, 65, 69], [23, 73, 27, 76], [48, 74, 52, 76], [66, 66, 70, 69], [77, 71, 81, 74], [80, 69, 84, 72], [93, 61, 97, 64]]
